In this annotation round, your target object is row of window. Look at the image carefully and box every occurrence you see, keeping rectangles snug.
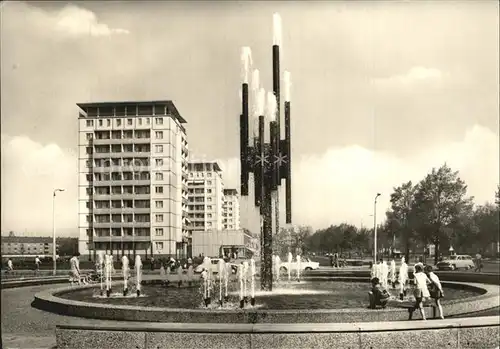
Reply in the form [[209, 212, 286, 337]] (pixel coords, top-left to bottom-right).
[[89, 227, 149, 236], [87, 184, 180, 196], [189, 172, 214, 178], [88, 213, 176, 223], [89, 227, 180, 236], [85, 130, 168, 140], [88, 172, 179, 182], [84, 104, 173, 117], [2, 246, 50, 252], [187, 204, 214, 211], [3, 243, 50, 246], [86, 117, 165, 128], [188, 188, 214, 194], [90, 144, 168, 154], [89, 200, 170, 209], [90, 144, 151, 154], [87, 157, 177, 168]]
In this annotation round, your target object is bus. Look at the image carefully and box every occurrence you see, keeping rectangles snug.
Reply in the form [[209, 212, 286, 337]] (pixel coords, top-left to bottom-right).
[[219, 245, 255, 260]]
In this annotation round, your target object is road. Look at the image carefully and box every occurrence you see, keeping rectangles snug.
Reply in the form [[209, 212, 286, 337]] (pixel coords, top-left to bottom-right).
[[1, 283, 71, 348]]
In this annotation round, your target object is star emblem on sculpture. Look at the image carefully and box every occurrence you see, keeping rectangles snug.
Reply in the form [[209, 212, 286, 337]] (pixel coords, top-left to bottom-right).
[[273, 153, 288, 166], [255, 154, 269, 166]]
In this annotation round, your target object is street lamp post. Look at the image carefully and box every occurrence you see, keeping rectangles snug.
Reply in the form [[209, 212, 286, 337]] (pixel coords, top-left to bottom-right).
[[53, 188, 65, 276], [373, 193, 381, 263]]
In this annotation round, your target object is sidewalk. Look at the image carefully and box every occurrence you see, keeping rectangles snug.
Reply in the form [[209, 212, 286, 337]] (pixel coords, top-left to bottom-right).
[[2, 334, 56, 349]]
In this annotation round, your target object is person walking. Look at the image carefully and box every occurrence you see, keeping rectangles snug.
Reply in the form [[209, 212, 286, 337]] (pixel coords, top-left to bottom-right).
[[474, 251, 482, 272], [409, 264, 431, 321], [70, 252, 85, 285], [34, 256, 41, 273], [6, 259, 14, 273]]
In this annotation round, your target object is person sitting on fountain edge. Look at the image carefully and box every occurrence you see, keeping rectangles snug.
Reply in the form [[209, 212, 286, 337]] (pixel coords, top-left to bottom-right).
[[368, 277, 390, 309]]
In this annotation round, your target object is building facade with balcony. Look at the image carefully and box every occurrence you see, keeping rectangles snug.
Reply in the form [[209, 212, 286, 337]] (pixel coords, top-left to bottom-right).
[[222, 189, 240, 230], [186, 161, 225, 234], [77, 101, 189, 260]]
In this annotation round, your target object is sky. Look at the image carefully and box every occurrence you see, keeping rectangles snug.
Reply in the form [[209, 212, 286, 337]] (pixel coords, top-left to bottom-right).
[[1, 1, 499, 236]]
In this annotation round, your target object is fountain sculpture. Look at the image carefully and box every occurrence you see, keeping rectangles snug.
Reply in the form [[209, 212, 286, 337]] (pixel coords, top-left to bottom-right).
[[381, 259, 388, 290], [217, 259, 227, 306], [399, 256, 408, 300], [104, 254, 113, 297], [238, 261, 245, 308], [287, 252, 293, 282], [201, 257, 212, 306], [187, 259, 194, 287], [389, 258, 396, 288], [97, 252, 104, 296], [177, 261, 183, 287], [239, 12, 293, 291], [249, 257, 256, 306], [135, 255, 142, 297], [274, 254, 281, 283], [121, 255, 130, 296], [296, 254, 301, 282]]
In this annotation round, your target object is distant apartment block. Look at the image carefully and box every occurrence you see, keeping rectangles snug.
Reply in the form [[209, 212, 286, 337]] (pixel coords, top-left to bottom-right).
[[186, 162, 225, 234], [1, 236, 55, 257], [222, 189, 240, 230], [77, 101, 189, 260]]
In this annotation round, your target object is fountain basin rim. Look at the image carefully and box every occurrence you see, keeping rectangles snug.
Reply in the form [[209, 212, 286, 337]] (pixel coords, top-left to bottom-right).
[[55, 315, 500, 333]]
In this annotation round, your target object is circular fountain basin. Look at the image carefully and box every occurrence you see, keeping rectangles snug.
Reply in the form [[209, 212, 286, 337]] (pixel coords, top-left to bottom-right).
[[32, 276, 499, 323], [57, 279, 479, 310]]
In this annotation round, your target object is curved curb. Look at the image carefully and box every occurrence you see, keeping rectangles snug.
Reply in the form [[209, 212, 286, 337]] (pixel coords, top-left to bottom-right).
[[1, 275, 123, 289], [33, 276, 500, 324], [2, 277, 70, 289]]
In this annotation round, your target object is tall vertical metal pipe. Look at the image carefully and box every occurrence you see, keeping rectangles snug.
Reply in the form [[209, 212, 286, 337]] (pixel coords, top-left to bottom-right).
[[256, 115, 265, 210], [240, 83, 249, 195], [261, 143, 273, 291], [272, 44, 281, 158], [272, 36, 281, 255], [270, 121, 279, 191], [284, 100, 292, 223]]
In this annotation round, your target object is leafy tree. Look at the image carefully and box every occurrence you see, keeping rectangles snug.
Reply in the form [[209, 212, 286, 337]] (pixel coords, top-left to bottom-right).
[[413, 164, 473, 264], [388, 181, 417, 261], [473, 203, 499, 253], [274, 225, 313, 257], [447, 200, 478, 253], [496, 185, 500, 208]]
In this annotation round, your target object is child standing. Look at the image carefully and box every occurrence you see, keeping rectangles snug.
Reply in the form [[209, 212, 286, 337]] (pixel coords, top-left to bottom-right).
[[425, 265, 445, 319], [411, 264, 431, 320]]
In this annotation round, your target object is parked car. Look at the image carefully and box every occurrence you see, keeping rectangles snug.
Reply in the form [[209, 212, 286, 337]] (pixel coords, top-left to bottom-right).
[[194, 258, 238, 274], [436, 255, 475, 271], [279, 257, 320, 272]]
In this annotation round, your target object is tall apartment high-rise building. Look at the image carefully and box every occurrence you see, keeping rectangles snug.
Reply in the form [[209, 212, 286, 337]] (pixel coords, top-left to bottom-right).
[[222, 189, 240, 230], [77, 101, 189, 260], [186, 161, 225, 235]]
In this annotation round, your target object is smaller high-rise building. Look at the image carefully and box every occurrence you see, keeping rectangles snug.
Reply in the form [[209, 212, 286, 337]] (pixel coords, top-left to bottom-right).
[[186, 161, 225, 233], [222, 189, 240, 230]]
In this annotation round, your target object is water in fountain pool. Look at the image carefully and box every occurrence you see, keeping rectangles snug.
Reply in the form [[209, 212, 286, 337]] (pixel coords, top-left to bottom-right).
[[59, 280, 480, 310]]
